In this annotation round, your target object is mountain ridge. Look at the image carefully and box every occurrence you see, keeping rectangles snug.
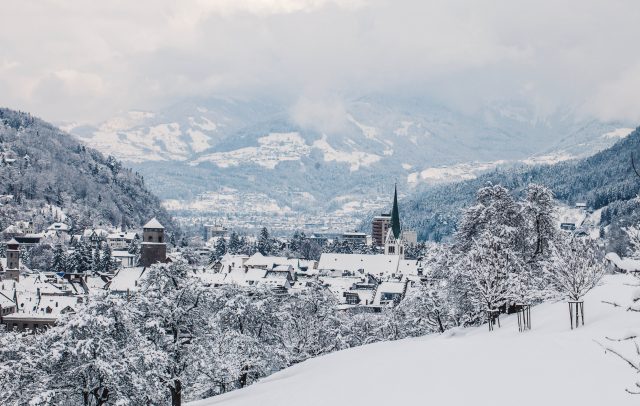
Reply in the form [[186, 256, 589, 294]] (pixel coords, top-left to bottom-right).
[[0, 108, 176, 234], [398, 126, 640, 242], [64, 97, 634, 221]]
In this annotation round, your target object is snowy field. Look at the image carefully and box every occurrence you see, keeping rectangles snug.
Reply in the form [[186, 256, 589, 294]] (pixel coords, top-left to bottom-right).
[[191, 274, 638, 406]]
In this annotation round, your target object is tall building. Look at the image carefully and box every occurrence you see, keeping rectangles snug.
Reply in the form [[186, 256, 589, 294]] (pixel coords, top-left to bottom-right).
[[372, 214, 391, 248], [384, 185, 405, 258], [3, 238, 20, 281], [140, 218, 167, 267]]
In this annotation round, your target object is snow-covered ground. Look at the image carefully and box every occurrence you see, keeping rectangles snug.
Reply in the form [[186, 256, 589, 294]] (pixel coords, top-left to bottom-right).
[[192, 132, 310, 169], [407, 160, 506, 184], [191, 274, 638, 406], [601, 128, 635, 139]]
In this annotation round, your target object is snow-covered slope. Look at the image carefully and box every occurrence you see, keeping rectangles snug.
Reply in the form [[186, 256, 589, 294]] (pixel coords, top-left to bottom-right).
[[190, 274, 638, 406]]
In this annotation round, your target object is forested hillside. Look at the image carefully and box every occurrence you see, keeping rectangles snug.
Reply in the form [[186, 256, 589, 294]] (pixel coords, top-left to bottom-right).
[[402, 127, 640, 244], [0, 108, 175, 234]]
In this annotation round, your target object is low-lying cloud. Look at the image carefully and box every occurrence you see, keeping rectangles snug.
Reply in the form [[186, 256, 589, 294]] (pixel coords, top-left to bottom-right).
[[1, 0, 639, 123]]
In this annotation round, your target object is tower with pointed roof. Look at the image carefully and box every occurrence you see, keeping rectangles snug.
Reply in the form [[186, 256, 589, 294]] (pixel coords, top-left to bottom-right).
[[384, 186, 405, 258], [140, 217, 167, 267]]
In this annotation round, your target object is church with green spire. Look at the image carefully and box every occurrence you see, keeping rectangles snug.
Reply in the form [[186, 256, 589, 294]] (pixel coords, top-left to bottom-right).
[[384, 185, 405, 258]]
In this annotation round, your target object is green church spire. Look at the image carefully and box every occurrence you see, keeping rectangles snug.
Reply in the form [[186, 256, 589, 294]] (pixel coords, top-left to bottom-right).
[[391, 184, 401, 240]]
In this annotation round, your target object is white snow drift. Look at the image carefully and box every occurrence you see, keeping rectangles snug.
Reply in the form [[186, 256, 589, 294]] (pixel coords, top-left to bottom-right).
[[191, 274, 639, 406]]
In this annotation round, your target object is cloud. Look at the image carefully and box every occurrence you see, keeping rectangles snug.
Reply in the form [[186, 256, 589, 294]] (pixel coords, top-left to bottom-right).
[[0, 0, 639, 123], [586, 63, 640, 122], [290, 96, 349, 134]]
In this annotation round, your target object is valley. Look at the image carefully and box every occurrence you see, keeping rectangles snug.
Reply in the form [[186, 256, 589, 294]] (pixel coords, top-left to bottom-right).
[[64, 97, 634, 234]]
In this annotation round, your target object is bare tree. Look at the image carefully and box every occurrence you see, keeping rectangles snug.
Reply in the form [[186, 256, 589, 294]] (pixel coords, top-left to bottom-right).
[[546, 236, 605, 328]]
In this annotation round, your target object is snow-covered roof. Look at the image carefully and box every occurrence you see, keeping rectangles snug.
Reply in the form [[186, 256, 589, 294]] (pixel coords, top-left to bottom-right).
[[85, 276, 109, 290], [199, 272, 228, 286], [605, 252, 640, 272], [263, 271, 291, 287], [2, 225, 22, 234], [244, 252, 315, 271], [0, 291, 15, 307], [245, 268, 268, 284], [377, 281, 406, 294], [320, 276, 362, 302], [373, 281, 407, 305], [47, 222, 70, 231], [108, 267, 147, 292], [273, 264, 294, 272], [244, 252, 284, 267], [143, 218, 164, 229], [107, 232, 138, 240], [6, 294, 78, 319], [318, 253, 404, 276], [397, 260, 420, 275], [112, 250, 135, 258], [83, 228, 110, 238], [201, 265, 294, 288], [2, 274, 62, 296]]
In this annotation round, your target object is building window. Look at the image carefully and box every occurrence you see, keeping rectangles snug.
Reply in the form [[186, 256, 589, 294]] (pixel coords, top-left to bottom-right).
[[148, 235, 153, 242], [346, 295, 359, 305], [388, 246, 395, 254]]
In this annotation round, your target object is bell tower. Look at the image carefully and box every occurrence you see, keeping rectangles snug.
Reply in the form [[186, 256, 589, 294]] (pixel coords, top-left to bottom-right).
[[384, 186, 405, 259], [140, 218, 167, 267], [4, 238, 20, 281]]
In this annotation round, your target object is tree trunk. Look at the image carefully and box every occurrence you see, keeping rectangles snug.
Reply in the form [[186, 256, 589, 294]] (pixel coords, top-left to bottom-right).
[[94, 387, 109, 406], [239, 365, 249, 388], [170, 379, 182, 406], [436, 314, 445, 333]]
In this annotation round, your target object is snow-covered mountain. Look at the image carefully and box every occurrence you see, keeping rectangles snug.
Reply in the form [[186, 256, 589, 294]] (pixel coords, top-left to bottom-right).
[[189, 274, 638, 406], [64, 96, 634, 216], [0, 108, 175, 231]]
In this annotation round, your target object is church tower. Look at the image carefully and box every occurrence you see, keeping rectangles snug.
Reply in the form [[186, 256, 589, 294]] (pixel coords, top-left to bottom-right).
[[140, 218, 167, 267], [384, 186, 405, 259], [4, 238, 21, 281]]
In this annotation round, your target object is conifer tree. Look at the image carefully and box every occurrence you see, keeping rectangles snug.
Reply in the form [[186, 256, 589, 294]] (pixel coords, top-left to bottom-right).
[[257, 227, 272, 256], [227, 232, 241, 254], [101, 244, 116, 273], [213, 238, 227, 262], [92, 246, 101, 273], [51, 244, 67, 274], [69, 241, 91, 274]]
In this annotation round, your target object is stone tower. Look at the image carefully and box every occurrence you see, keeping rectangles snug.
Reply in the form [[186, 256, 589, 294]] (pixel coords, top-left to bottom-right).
[[140, 218, 167, 267], [4, 238, 20, 281]]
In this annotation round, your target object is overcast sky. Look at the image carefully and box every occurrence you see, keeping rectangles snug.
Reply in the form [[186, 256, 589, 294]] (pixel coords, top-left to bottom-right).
[[1, 0, 639, 123]]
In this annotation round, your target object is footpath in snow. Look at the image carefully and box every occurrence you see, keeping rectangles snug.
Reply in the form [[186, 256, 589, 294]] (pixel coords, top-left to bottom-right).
[[191, 274, 639, 406]]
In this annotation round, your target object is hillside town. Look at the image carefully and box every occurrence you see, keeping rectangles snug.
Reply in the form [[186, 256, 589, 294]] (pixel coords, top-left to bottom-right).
[[1, 181, 633, 340], [0, 187, 428, 332]]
